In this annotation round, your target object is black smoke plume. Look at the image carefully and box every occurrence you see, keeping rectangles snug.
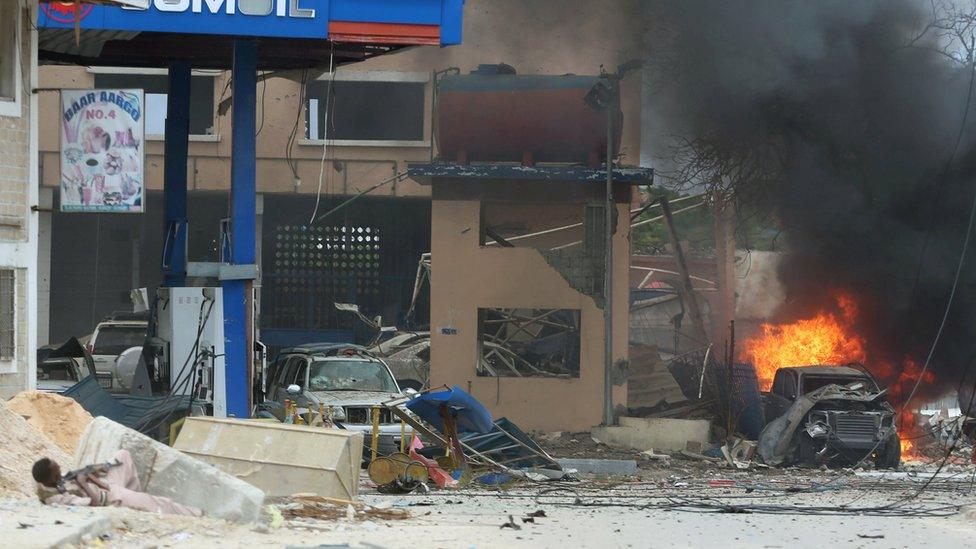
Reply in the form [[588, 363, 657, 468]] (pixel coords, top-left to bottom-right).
[[645, 0, 976, 403]]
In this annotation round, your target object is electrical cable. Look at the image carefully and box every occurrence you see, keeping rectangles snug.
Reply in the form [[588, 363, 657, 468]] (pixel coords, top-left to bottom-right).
[[255, 71, 267, 137], [262, 171, 408, 243], [135, 299, 215, 436], [284, 69, 309, 182], [310, 50, 336, 224]]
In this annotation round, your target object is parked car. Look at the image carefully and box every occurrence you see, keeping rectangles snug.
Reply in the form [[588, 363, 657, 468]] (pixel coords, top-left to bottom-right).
[[257, 343, 412, 457], [762, 365, 900, 468], [36, 337, 96, 393], [87, 311, 148, 392], [37, 357, 89, 393]]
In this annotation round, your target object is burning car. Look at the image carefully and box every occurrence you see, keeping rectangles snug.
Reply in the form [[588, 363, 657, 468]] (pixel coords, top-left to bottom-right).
[[758, 365, 901, 468]]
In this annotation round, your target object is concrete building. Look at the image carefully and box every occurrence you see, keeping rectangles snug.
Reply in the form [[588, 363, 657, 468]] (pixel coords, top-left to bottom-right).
[[36, 1, 647, 361], [0, 1, 39, 398], [409, 163, 651, 432]]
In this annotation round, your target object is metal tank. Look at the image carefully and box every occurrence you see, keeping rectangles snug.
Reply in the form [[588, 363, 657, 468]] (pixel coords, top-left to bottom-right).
[[434, 64, 623, 166]]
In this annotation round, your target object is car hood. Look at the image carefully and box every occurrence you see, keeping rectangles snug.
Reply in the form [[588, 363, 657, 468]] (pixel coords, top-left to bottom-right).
[[37, 380, 76, 393], [308, 390, 400, 405]]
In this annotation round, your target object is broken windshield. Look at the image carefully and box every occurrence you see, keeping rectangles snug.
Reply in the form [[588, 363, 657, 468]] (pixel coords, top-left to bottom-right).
[[308, 359, 398, 393], [802, 375, 878, 395]]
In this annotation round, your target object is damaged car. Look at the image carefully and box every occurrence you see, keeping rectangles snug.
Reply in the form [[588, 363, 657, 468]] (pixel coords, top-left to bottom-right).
[[257, 343, 412, 458], [758, 365, 901, 468]]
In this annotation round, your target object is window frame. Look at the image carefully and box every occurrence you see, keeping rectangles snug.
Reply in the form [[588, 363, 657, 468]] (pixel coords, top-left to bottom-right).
[[299, 70, 431, 148], [0, 269, 16, 366], [0, 2, 23, 118], [87, 67, 220, 141]]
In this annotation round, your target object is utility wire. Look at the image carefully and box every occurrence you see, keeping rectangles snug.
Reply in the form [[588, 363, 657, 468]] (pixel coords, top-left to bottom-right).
[[310, 50, 336, 224]]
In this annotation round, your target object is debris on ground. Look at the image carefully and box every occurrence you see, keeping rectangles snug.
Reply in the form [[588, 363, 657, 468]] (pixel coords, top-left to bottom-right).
[[5, 390, 93, 455], [0, 400, 72, 498], [500, 515, 522, 530], [278, 495, 410, 522]]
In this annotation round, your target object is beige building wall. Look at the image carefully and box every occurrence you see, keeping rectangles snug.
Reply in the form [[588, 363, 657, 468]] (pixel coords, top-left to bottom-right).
[[429, 190, 631, 432], [0, 1, 38, 399], [37, 0, 646, 199]]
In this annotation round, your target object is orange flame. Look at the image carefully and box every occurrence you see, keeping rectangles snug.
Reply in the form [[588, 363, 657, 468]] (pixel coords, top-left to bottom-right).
[[898, 409, 924, 460], [740, 294, 867, 391]]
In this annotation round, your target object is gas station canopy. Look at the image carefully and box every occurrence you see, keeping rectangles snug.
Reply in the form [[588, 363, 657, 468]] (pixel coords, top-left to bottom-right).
[[38, 0, 464, 68], [36, 0, 467, 419]]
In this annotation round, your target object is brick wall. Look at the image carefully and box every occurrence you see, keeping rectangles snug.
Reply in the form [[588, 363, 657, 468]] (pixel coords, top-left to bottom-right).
[[0, 5, 33, 398], [0, 6, 29, 244]]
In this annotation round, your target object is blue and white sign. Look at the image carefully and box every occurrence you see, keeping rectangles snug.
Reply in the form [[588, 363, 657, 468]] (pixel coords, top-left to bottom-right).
[[38, 0, 464, 44], [40, 0, 331, 39]]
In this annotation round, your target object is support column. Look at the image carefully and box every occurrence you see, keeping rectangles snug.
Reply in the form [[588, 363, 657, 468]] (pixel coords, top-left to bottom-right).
[[163, 62, 190, 287], [224, 40, 257, 418], [37, 187, 52, 346], [713, 195, 736, 348]]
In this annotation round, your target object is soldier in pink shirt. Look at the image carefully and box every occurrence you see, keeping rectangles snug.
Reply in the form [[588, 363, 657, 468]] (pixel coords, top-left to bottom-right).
[[32, 450, 201, 517]]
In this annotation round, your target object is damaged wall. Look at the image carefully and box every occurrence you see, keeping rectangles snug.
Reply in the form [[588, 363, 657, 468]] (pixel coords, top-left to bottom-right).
[[429, 187, 631, 432]]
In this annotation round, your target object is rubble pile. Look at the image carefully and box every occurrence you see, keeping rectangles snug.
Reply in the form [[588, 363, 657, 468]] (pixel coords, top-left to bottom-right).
[[0, 400, 72, 498], [6, 390, 93, 455]]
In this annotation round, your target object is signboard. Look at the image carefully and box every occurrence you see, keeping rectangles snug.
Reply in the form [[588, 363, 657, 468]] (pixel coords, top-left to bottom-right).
[[37, 0, 463, 44], [40, 0, 331, 39], [60, 89, 145, 213]]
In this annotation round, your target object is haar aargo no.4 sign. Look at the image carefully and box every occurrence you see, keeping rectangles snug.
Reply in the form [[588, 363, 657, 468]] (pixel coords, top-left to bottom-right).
[[60, 89, 145, 213]]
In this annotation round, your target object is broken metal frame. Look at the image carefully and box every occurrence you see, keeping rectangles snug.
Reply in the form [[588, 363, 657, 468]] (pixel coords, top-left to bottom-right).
[[382, 392, 561, 476], [478, 307, 581, 378]]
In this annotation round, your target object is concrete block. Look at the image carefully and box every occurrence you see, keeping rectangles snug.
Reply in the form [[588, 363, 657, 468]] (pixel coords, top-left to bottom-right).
[[174, 417, 363, 500], [74, 416, 265, 522], [556, 458, 637, 476], [594, 417, 710, 452]]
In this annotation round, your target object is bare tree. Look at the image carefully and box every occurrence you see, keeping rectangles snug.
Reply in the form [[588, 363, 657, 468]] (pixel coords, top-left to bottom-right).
[[909, 0, 976, 65]]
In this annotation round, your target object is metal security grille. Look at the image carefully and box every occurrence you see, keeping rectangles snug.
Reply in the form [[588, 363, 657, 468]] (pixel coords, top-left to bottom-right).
[[0, 270, 14, 360], [260, 196, 431, 351], [269, 224, 381, 330]]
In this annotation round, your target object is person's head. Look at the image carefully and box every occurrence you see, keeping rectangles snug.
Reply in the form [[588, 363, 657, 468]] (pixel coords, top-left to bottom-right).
[[32, 458, 61, 487]]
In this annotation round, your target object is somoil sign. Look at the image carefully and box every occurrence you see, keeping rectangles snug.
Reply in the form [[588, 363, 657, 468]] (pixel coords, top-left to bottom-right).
[[39, 0, 328, 39]]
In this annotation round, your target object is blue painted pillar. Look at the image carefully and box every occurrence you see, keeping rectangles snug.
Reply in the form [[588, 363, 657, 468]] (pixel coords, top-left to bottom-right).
[[163, 62, 190, 287], [224, 40, 257, 418]]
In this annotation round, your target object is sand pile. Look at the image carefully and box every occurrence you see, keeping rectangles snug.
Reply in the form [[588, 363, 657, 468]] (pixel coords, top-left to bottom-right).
[[6, 391, 93, 455], [0, 399, 72, 498]]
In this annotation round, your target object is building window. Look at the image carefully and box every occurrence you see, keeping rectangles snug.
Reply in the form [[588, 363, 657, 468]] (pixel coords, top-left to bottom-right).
[[477, 308, 581, 378], [92, 72, 216, 136], [0, 270, 15, 361], [0, 1, 20, 105], [305, 80, 425, 142]]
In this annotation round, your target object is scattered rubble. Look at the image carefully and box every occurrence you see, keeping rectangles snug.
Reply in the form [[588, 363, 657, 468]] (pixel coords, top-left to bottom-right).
[[5, 390, 93, 455]]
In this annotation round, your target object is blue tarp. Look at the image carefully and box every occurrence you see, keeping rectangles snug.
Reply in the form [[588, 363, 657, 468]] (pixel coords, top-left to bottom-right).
[[406, 385, 493, 435]]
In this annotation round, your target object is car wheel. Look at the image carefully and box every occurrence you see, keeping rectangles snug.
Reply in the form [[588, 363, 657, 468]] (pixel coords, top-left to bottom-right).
[[876, 433, 901, 469]]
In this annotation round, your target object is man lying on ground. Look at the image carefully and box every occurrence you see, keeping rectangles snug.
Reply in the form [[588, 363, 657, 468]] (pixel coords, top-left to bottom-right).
[[32, 449, 201, 516]]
